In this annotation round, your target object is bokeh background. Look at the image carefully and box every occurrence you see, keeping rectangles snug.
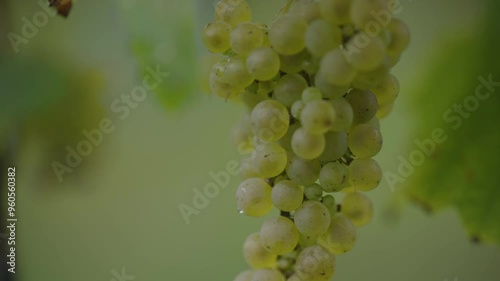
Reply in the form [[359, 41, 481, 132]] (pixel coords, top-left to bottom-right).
[[0, 0, 499, 281]]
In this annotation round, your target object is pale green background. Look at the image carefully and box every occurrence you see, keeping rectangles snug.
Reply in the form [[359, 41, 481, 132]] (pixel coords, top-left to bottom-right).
[[6, 0, 499, 280]]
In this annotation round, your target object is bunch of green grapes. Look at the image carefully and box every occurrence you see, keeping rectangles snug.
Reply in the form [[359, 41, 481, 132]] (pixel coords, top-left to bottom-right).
[[202, 0, 409, 280]]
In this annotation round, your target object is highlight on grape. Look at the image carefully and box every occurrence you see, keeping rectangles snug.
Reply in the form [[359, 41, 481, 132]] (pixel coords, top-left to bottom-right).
[[201, 0, 410, 279], [384, 74, 500, 192]]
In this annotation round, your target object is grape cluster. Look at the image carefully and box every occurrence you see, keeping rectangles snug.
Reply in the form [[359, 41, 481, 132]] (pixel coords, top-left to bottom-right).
[[202, 0, 409, 280]]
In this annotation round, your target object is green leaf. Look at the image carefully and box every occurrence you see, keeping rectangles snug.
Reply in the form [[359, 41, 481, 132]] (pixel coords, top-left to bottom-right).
[[405, 0, 500, 244]]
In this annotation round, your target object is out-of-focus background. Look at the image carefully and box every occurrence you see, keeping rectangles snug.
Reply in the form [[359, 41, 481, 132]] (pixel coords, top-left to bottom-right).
[[0, 0, 499, 281]]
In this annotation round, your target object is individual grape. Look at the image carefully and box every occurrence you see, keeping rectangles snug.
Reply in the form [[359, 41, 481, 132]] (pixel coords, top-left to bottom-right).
[[314, 72, 350, 99], [302, 87, 323, 103], [251, 99, 289, 143], [330, 98, 354, 132], [241, 89, 270, 110], [243, 233, 278, 269], [280, 51, 307, 74], [376, 100, 394, 119], [286, 156, 321, 186], [344, 89, 378, 124], [199, 53, 225, 93], [319, 213, 356, 255], [223, 57, 255, 88], [350, 0, 387, 32], [351, 56, 391, 90], [278, 122, 300, 151], [273, 74, 308, 107], [295, 245, 336, 281], [230, 22, 264, 56], [302, 54, 321, 75], [247, 47, 281, 81], [322, 195, 337, 216], [289, 0, 321, 23], [291, 127, 326, 160], [342, 192, 374, 226], [300, 100, 336, 134], [234, 270, 254, 281], [215, 0, 252, 27], [271, 180, 304, 212], [387, 18, 410, 56], [209, 66, 243, 99], [318, 131, 348, 164], [251, 269, 285, 281], [202, 21, 232, 53], [260, 216, 300, 255], [348, 123, 383, 158], [240, 157, 262, 180], [371, 74, 399, 105], [291, 100, 305, 120], [295, 201, 331, 237], [305, 19, 342, 57], [348, 158, 382, 191], [319, 0, 352, 25], [236, 178, 273, 217], [252, 142, 288, 178], [304, 184, 323, 201], [320, 49, 357, 85], [269, 15, 308, 55], [344, 34, 386, 71], [319, 162, 348, 192]]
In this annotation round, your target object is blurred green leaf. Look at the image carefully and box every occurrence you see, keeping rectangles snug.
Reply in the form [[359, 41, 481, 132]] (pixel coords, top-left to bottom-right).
[[405, 0, 500, 244]]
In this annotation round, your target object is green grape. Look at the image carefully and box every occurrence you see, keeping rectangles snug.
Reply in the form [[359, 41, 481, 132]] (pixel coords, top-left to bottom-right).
[[344, 89, 378, 124], [348, 123, 383, 158], [251, 269, 285, 281], [291, 127, 326, 160], [286, 156, 321, 186], [247, 47, 281, 81], [234, 270, 254, 281], [232, 113, 252, 148], [302, 87, 323, 103], [252, 142, 288, 178], [251, 99, 289, 143], [304, 184, 323, 201], [280, 51, 307, 74], [273, 74, 308, 107], [302, 53, 321, 75], [289, 0, 321, 23], [365, 116, 380, 130], [330, 98, 354, 132], [322, 195, 337, 216], [260, 216, 300, 255], [278, 122, 300, 151], [299, 232, 318, 248], [319, 162, 348, 192], [286, 274, 302, 281], [319, 213, 356, 255], [320, 49, 357, 85], [350, 0, 387, 32], [342, 192, 374, 226], [319, 0, 352, 25], [291, 100, 305, 120], [236, 178, 273, 217], [209, 66, 243, 100], [314, 72, 350, 99], [215, 0, 252, 27], [387, 18, 410, 56], [295, 245, 336, 281], [202, 21, 232, 53], [241, 89, 270, 110], [300, 100, 336, 134], [352, 56, 391, 90], [376, 100, 394, 119], [257, 78, 277, 96], [305, 19, 342, 58], [269, 15, 308, 55], [295, 201, 331, 237], [243, 233, 278, 269], [240, 157, 262, 180], [341, 24, 357, 38], [318, 131, 348, 164], [371, 74, 399, 105], [230, 22, 264, 56], [272, 180, 304, 212], [223, 57, 255, 88], [348, 158, 382, 191], [344, 34, 386, 71]]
